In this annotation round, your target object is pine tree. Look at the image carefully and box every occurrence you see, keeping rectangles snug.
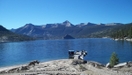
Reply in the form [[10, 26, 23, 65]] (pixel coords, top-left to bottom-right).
[[120, 29, 124, 39], [128, 27, 132, 38], [109, 52, 119, 68]]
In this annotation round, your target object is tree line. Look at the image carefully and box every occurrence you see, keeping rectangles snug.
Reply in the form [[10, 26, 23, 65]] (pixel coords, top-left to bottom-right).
[[111, 23, 132, 39]]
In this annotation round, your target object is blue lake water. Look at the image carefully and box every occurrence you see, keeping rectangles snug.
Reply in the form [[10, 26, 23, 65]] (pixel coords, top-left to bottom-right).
[[0, 38, 132, 67]]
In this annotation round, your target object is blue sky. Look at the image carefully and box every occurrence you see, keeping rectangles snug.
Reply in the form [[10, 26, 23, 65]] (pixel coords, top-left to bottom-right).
[[0, 0, 132, 29]]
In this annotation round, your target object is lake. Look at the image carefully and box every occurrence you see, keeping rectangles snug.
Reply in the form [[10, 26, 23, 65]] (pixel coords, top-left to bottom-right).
[[0, 38, 132, 67]]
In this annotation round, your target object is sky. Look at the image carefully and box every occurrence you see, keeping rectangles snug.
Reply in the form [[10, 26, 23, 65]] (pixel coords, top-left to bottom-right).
[[0, 0, 132, 29]]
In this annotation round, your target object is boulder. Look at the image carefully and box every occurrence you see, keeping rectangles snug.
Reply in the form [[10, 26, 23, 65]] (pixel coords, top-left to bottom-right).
[[28, 60, 40, 66], [72, 60, 87, 65], [19, 66, 29, 71]]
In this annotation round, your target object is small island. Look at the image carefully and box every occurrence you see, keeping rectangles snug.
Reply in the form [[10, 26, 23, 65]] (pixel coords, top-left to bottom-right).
[[63, 34, 75, 39]]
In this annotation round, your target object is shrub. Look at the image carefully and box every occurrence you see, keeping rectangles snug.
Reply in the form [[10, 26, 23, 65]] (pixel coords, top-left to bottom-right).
[[109, 52, 119, 68]]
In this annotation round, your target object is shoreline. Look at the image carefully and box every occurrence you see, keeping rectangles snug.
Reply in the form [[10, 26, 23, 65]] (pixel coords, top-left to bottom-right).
[[0, 64, 27, 72], [0, 59, 56, 72], [0, 59, 132, 75], [114, 38, 132, 42]]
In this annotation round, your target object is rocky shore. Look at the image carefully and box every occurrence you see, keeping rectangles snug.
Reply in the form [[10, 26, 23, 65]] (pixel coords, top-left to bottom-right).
[[0, 59, 132, 75]]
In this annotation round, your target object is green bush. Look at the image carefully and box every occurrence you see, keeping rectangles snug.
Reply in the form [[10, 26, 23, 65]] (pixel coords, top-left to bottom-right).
[[109, 52, 119, 68]]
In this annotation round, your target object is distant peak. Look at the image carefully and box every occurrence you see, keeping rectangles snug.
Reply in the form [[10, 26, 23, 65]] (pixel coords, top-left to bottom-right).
[[0, 25, 9, 32], [25, 23, 34, 26], [24, 23, 34, 27], [63, 20, 71, 24], [24, 23, 35, 28], [106, 23, 122, 25], [87, 22, 96, 26], [98, 23, 105, 25], [62, 20, 73, 27], [87, 22, 94, 24]]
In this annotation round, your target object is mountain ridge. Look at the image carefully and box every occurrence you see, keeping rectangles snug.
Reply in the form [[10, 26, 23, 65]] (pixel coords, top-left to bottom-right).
[[11, 21, 127, 40], [0, 25, 34, 42]]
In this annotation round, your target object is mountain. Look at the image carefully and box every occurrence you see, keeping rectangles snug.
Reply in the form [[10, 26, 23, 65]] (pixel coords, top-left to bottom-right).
[[11, 21, 124, 39], [0, 25, 34, 42], [0, 25, 10, 32], [87, 22, 97, 26], [110, 23, 132, 39], [88, 23, 132, 38], [62, 20, 74, 27], [106, 23, 123, 26]]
